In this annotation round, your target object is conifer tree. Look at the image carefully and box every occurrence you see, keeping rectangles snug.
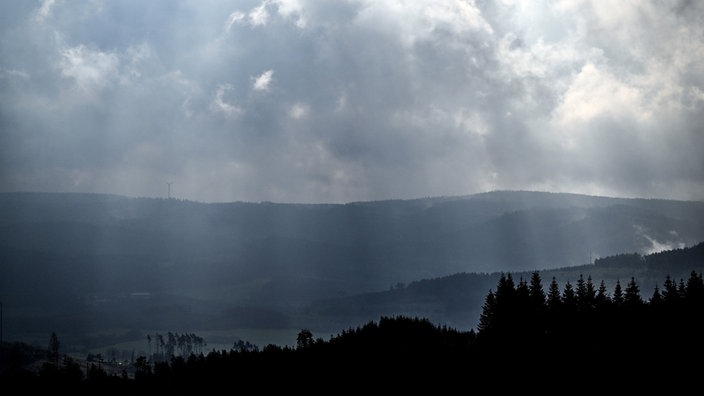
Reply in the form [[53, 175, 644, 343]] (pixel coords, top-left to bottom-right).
[[624, 277, 642, 307], [585, 275, 597, 308], [528, 271, 546, 308], [562, 281, 576, 310], [516, 277, 530, 304], [595, 280, 611, 307], [650, 284, 663, 306], [547, 277, 561, 311], [678, 278, 687, 299], [495, 273, 516, 307], [663, 275, 679, 305], [477, 290, 496, 334], [576, 274, 588, 307], [685, 271, 704, 303], [613, 279, 624, 307], [493, 273, 516, 325]]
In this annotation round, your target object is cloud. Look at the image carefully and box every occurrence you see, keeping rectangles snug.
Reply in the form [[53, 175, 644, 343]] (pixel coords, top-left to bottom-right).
[[210, 84, 242, 118], [251, 69, 274, 92], [59, 45, 120, 98], [248, 1, 271, 26], [288, 102, 308, 119], [226, 0, 277, 30], [273, 0, 306, 28], [0, 0, 703, 203], [553, 63, 647, 131], [225, 11, 246, 31], [34, 0, 55, 23], [635, 225, 686, 255]]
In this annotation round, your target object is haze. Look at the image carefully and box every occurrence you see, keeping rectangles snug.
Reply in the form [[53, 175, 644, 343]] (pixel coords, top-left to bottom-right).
[[1, 0, 702, 204]]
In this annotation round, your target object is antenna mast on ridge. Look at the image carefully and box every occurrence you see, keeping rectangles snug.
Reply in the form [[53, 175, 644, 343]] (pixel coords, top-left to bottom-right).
[[167, 182, 172, 199]]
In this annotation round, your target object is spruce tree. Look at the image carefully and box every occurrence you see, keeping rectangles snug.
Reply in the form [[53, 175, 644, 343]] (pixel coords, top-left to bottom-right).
[[516, 277, 530, 304], [562, 281, 576, 311], [528, 271, 546, 308], [576, 274, 587, 307], [624, 277, 642, 307], [595, 280, 611, 307], [613, 279, 624, 307], [677, 278, 687, 299], [576, 274, 596, 311], [547, 277, 561, 311], [663, 275, 679, 305], [585, 275, 597, 308], [495, 273, 516, 314], [650, 284, 663, 306], [478, 290, 496, 334], [685, 271, 704, 303]]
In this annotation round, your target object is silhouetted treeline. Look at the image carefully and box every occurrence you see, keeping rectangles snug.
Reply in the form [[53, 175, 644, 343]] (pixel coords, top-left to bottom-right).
[[3, 272, 703, 390], [0, 317, 476, 390], [307, 241, 704, 331], [475, 270, 704, 377], [594, 241, 704, 273], [146, 332, 206, 362]]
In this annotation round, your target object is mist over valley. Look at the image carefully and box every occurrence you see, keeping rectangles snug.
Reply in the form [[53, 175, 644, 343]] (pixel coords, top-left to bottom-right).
[[2, 190, 703, 351]]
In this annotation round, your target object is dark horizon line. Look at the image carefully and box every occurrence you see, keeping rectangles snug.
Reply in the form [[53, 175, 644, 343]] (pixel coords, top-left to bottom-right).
[[1, 189, 700, 206]]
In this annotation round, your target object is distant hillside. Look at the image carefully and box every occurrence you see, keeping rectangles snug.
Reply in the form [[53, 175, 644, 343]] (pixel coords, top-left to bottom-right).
[[1, 191, 704, 342], [306, 242, 704, 332]]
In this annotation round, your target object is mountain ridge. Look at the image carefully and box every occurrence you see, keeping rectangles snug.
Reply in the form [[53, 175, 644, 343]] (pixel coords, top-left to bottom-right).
[[4, 188, 701, 205], [2, 190, 704, 344]]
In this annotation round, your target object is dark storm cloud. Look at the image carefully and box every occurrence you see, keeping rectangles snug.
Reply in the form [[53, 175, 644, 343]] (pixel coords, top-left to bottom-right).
[[1, 0, 702, 203]]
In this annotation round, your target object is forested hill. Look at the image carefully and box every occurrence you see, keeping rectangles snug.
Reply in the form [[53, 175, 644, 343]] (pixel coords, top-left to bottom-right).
[[2, 190, 703, 299], [2, 190, 704, 344], [306, 241, 704, 331]]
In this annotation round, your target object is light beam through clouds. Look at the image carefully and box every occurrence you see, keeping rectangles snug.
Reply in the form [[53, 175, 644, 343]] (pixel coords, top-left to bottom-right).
[[0, 0, 702, 203]]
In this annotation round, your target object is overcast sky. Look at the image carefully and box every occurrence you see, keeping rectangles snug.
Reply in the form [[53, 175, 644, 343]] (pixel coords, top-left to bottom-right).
[[1, 0, 702, 203]]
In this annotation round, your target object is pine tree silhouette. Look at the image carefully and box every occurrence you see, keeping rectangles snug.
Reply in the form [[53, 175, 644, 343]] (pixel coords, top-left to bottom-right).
[[663, 275, 679, 305], [650, 284, 663, 306], [595, 280, 611, 307], [547, 277, 562, 312], [528, 271, 546, 308], [624, 277, 642, 307], [477, 289, 496, 334], [613, 279, 624, 307], [562, 281, 576, 311]]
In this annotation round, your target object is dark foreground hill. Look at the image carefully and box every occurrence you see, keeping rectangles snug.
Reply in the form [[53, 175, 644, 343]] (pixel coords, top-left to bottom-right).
[[3, 270, 702, 391]]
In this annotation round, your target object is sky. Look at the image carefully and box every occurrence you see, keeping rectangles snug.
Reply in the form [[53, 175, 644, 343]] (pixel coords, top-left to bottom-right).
[[0, 0, 703, 204]]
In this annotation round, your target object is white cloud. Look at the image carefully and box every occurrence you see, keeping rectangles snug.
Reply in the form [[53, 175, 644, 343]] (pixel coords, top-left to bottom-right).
[[249, 1, 271, 26], [453, 110, 490, 137], [210, 84, 242, 118], [252, 69, 274, 92], [289, 102, 308, 119], [59, 45, 119, 97], [225, 11, 246, 31], [553, 63, 646, 127], [355, 0, 492, 47], [2, 0, 704, 203], [1, 68, 30, 80], [225, 1, 275, 29], [635, 225, 686, 255], [273, 0, 306, 28], [34, 0, 56, 23]]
